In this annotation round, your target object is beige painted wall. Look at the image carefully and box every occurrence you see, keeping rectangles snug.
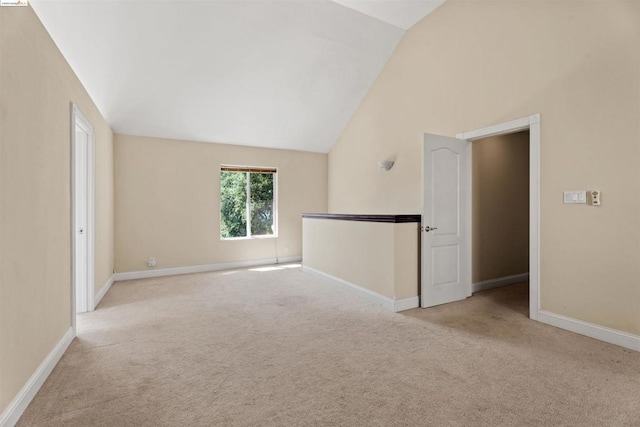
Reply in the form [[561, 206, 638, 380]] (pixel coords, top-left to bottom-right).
[[114, 134, 327, 273], [393, 222, 420, 300], [302, 219, 419, 301], [472, 131, 529, 283], [0, 6, 114, 413], [304, 219, 395, 298], [329, 1, 640, 334]]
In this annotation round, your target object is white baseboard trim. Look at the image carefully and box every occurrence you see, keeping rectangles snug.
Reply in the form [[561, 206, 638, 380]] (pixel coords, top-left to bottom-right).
[[394, 296, 420, 312], [303, 266, 395, 311], [472, 273, 529, 293], [302, 266, 418, 313], [94, 274, 115, 309], [113, 256, 302, 281], [538, 310, 640, 352], [0, 327, 75, 427]]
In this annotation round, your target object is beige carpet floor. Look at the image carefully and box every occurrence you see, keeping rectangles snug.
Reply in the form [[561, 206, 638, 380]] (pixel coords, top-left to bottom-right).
[[18, 264, 640, 426]]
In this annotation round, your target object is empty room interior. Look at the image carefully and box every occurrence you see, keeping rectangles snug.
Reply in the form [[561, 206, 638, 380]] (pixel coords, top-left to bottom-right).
[[1, 1, 639, 426]]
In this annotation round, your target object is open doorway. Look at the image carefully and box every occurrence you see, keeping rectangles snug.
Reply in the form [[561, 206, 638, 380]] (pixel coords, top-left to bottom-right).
[[471, 130, 530, 316], [457, 114, 540, 320], [421, 114, 540, 320]]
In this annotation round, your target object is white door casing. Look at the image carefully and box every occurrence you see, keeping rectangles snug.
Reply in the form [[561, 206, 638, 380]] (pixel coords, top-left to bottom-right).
[[421, 133, 471, 308], [71, 104, 95, 318]]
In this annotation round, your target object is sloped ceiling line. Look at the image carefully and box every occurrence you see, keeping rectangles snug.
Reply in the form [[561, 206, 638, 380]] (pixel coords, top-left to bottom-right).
[[30, 0, 444, 153]]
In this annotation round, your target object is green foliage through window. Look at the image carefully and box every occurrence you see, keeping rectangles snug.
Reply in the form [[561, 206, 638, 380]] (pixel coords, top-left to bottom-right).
[[220, 169, 275, 239]]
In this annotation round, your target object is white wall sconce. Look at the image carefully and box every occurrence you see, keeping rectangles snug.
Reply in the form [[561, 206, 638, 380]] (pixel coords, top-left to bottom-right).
[[378, 160, 395, 171]]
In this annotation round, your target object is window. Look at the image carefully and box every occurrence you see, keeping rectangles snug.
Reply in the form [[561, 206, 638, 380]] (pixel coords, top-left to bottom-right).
[[220, 165, 277, 239]]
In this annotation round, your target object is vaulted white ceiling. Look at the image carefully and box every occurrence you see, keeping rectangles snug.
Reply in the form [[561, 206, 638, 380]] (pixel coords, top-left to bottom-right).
[[30, 0, 444, 153]]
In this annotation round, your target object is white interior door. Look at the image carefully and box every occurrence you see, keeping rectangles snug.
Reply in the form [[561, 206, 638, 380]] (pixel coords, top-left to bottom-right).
[[421, 133, 471, 308], [72, 104, 95, 319], [74, 127, 89, 313]]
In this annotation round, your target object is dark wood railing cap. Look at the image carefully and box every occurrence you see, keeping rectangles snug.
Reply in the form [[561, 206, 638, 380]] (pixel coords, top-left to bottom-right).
[[302, 213, 421, 224]]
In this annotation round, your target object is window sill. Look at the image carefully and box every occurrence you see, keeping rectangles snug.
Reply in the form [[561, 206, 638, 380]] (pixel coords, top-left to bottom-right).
[[221, 235, 278, 241]]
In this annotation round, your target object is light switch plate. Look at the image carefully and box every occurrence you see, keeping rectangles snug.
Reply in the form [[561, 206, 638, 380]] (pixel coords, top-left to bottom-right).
[[564, 190, 586, 204]]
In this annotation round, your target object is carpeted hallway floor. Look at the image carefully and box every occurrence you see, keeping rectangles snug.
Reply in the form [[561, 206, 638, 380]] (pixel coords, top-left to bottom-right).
[[18, 264, 640, 426]]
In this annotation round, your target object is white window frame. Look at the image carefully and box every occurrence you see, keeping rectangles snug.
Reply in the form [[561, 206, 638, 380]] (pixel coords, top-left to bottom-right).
[[220, 165, 278, 240]]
